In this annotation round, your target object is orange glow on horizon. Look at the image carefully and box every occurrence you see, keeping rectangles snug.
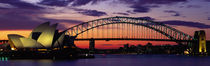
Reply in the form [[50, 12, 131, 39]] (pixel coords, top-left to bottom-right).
[[75, 41, 177, 49], [0, 30, 32, 40]]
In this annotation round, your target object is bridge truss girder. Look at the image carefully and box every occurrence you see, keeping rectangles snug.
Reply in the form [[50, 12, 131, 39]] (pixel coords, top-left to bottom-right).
[[65, 16, 194, 43]]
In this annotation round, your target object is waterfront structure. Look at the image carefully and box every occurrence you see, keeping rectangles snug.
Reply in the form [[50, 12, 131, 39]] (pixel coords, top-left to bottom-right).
[[193, 30, 207, 54], [7, 22, 66, 50], [89, 39, 95, 51], [124, 44, 129, 49]]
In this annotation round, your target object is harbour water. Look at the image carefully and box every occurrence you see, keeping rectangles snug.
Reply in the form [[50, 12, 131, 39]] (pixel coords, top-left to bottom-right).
[[1, 54, 210, 66]]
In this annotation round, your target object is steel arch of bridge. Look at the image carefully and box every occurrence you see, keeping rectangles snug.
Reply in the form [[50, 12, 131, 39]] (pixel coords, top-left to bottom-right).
[[65, 16, 194, 42]]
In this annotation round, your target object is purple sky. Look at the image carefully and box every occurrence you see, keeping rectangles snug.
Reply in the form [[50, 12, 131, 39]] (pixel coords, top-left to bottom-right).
[[0, 0, 210, 39]]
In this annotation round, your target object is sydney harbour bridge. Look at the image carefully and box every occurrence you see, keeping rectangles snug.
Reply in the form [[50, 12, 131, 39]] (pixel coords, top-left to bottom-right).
[[61, 16, 206, 54], [65, 16, 193, 41], [0, 16, 207, 55]]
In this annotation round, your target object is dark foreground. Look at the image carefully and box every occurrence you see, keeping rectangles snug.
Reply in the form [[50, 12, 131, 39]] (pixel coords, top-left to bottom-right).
[[1, 54, 210, 66]]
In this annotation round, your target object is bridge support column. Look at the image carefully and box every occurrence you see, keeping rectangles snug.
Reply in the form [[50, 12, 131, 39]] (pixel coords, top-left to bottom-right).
[[192, 30, 207, 55], [89, 38, 95, 53]]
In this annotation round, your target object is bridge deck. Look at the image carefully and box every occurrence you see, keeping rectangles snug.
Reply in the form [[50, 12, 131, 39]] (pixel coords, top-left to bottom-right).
[[74, 38, 195, 42], [1, 39, 210, 42]]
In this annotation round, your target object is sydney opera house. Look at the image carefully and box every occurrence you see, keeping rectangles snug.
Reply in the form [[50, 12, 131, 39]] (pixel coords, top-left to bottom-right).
[[0, 22, 81, 59], [7, 22, 69, 51]]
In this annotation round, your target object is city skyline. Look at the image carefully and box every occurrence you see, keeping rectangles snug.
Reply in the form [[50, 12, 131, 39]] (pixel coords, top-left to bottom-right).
[[1, 0, 210, 49]]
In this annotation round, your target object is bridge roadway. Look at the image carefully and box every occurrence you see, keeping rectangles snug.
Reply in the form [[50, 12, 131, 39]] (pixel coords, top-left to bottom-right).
[[74, 38, 196, 42], [1, 39, 210, 43]]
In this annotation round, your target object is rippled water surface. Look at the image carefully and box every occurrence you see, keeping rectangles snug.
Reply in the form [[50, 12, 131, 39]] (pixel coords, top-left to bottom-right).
[[1, 55, 210, 66]]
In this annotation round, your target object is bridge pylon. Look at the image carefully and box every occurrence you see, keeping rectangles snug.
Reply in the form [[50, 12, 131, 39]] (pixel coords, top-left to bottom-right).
[[89, 38, 95, 53], [192, 30, 207, 55]]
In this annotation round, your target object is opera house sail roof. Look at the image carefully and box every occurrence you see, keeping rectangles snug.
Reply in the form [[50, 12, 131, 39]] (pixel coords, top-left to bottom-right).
[[8, 22, 66, 50]]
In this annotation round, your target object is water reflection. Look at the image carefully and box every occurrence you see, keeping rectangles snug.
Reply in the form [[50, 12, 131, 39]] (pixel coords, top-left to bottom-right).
[[1, 55, 210, 66]]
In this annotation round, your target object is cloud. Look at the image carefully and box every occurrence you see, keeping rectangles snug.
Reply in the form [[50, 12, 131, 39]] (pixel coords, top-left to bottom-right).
[[0, 7, 7, 9], [205, 0, 210, 2], [164, 10, 181, 16], [179, 5, 201, 8], [113, 12, 129, 15], [0, 8, 46, 30], [0, 16, 84, 30], [74, 8, 107, 17], [38, 0, 105, 7], [72, 0, 105, 7], [78, 10, 107, 17], [0, 15, 41, 30], [39, 18, 84, 24], [38, 0, 74, 7], [137, 17, 155, 20], [71, 0, 92, 6], [208, 17, 210, 20], [0, 1, 95, 30], [20, 0, 43, 4], [38, 18, 84, 30], [134, 0, 187, 4], [0, 0, 44, 9], [161, 20, 210, 29], [130, 5, 150, 13], [119, 0, 187, 13], [126, 10, 136, 14], [0, 8, 84, 30], [0, 3, 16, 8], [137, 16, 210, 29], [186, 5, 201, 8]]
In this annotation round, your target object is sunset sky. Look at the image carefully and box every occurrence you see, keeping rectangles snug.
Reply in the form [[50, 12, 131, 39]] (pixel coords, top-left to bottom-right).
[[1, 0, 210, 49]]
